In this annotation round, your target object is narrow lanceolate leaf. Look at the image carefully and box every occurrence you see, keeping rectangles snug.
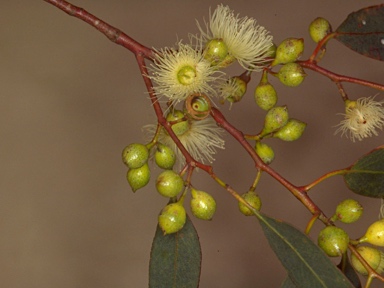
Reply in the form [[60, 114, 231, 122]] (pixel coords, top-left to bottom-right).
[[281, 276, 299, 288], [335, 5, 384, 61], [344, 146, 384, 198], [149, 215, 201, 288], [258, 214, 354, 288]]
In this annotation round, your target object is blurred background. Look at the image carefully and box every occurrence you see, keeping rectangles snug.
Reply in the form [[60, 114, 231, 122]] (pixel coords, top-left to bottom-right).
[[1, 1, 384, 287]]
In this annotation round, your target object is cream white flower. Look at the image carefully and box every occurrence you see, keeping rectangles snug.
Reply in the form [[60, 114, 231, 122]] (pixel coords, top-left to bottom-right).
[[335, 96, 384, 141], [149, 42, 221, 103], [196, 4, 273, 71], [145, 110, 225, 165]]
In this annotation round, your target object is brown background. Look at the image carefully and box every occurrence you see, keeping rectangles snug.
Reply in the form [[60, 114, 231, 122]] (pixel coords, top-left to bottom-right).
[[1, 1, 384, 287]]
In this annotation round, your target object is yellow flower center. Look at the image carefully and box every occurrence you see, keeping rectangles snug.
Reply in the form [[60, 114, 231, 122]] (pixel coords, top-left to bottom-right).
[[177, 65, 196, 86]]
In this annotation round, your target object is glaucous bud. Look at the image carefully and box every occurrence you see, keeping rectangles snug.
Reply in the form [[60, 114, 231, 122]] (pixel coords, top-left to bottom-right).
[[204, 38, 229, 66], [309, 17, 332, 43], [158, 201, 186, 235], [238, 190, 262, 216], [254, 82, 278, 111], [255, 142, 275, 164], [155, 143, 176, 170], [277, 63, 306, 87], [273, 119, 306, 141], [360, 219, 384, 247], [156, 170, 184, 198], [318, 226, 349, 257], [332, 199, 363, 224], [122, 143, 149, 169], [272, 38, 304, 66], [351, 246, 384, 276], [190, 188, 217, 220], [126, 163, 150, 192], [261, 106, 289, 135]]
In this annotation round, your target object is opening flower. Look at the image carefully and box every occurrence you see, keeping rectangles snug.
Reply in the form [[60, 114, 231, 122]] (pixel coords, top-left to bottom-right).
[[335, 96, 384, 141], [145, 110, 225, 166], [217, 76, 247, 104], [149, 41, 221, 103], [196, 4, 273, 70]]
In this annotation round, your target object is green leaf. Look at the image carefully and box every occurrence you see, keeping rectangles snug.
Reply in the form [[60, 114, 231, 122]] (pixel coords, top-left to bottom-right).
[[335, 5, 384, 61], [149, 215, 201, 288], [337, 255, 362, 288], [281, 276, 299, 288], [258, 214, 354, 288], [344, 146, 384, 198]]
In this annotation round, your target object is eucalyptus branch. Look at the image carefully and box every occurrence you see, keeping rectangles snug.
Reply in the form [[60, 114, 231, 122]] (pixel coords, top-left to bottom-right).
[[300, 60, 384, 91], [43, 0, 153, 58], [43, 1, 384, 286], [210, 107, 330, 224]]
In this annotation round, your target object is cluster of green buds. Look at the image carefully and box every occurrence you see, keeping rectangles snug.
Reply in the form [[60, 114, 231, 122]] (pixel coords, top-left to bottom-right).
[[315, 198, 384, 277], [349, 219, 384, 276], [158, 186, 217, 235], [253, 105, 306, 165], [352, 214, 384, 276], [271, 38, 306, 87], [317, 199, 363, 258], [122, 143, 151, 192], [122, 140, 177, 193]]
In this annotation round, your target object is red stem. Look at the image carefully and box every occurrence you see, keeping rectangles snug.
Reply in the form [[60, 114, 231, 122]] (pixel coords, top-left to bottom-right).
[[300, 60, 384, 91], [210, 107, 329, 224]]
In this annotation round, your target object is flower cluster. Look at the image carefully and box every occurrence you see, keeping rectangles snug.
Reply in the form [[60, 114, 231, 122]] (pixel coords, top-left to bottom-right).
[[149, 42, 219, 104], [196, 5, 273, 71], [147, 5, 273, 163], [335, 96, 384, 142]]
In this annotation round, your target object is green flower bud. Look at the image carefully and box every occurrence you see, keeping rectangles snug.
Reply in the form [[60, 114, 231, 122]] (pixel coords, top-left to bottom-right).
[[309, 17, 332, 43], [126, 163, 150, 192], [166, 110, 190, 136], [332, 199, 363, 224], [351, 246, 384, 276], [254, 82, 278, 111], [255, 142, 275, 164], [158, 201, 186, 235], [273, 119, 306, 141], [272, 38, 304, 66], [277, 63, 306, 87], [156, 170, 184, 198], [261, 106, 289, 135], [190, 188, 217, 220], [238, 190, 262, 216], [318, 226, 349, 257], [155, 143, 176, 170], [204, 38, 229, 66], [122, 143, 149, 169], [360, 219, 384, 246]]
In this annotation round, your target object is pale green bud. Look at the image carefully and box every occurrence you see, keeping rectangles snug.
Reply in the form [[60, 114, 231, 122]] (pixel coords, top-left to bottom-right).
[[274, 119, 306, 141], [277, 63, 306, 87], [262, 106, 289, 135], [272, 38, 304, 66]]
